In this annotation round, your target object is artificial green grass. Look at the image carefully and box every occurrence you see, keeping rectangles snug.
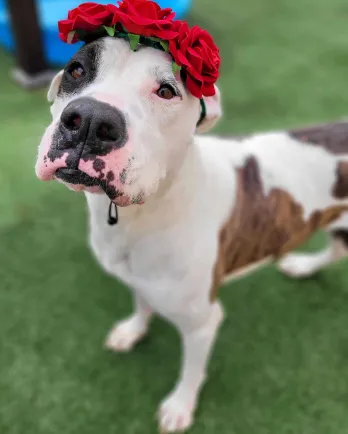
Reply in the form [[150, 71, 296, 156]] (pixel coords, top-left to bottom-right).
[[1, 0, 348, 432]]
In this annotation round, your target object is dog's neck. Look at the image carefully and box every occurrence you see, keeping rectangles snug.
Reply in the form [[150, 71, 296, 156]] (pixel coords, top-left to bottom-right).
[[127, 137, 203, 219], [86, 135, 210, 232]]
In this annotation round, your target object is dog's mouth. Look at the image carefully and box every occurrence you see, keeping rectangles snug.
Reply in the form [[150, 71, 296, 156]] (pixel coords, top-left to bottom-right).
[[54, 168, 133, 208], [55, 168, 100, 187], [55, 168, 113, 198]]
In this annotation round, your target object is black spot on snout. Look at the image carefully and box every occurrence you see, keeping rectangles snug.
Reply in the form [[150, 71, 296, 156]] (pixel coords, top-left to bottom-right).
[[93, 159, 105, 172], [106, 171, 115, 182]]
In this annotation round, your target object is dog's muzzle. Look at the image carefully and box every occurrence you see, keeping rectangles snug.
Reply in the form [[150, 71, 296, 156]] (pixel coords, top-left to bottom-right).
[[36, 96, 136, 208], [57, 97, 128, 161]]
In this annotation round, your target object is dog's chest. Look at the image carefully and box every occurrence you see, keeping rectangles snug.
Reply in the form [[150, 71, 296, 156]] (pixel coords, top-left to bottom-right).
[[89, 222, 214, 316], [88, 212, 185, 277]]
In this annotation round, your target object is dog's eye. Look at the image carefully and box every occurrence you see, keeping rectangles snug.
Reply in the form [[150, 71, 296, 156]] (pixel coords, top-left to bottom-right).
[[156, 84, 177, 100], [68, 62, 85, 80]]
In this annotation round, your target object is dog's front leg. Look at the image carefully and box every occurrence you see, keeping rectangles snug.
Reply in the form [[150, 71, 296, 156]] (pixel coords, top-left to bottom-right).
[[105, 294, 153, 352], [159, 301, 224, 433]]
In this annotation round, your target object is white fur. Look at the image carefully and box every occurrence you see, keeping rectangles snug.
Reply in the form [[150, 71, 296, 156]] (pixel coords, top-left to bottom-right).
[[38, 38, 348, 432]]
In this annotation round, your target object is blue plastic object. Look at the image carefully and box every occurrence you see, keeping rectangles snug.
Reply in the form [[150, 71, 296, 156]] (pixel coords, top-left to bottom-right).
[[0, 0, 191, 66]]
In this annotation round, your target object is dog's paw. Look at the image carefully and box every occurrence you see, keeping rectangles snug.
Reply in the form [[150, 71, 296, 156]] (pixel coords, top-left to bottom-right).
[[278, 253, 319, 278], [158, 393, 194, 433], [105, 316, 148, 353]]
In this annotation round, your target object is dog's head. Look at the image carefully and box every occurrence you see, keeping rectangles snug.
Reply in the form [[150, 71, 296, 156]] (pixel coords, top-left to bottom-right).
[[35, 37, 222, 205]]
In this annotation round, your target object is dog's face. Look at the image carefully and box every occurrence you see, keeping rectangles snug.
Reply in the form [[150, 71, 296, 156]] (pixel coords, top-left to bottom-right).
[[36, 37, 222, 205]]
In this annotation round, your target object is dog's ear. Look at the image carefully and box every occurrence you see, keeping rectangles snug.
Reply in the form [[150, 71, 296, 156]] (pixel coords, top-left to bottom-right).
[[196, 85, 222, 134], [47, 70, 64, 103]]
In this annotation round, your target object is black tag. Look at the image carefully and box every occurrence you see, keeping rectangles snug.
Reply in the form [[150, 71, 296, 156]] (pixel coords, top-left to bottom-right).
[[108, 202, 118, 225]]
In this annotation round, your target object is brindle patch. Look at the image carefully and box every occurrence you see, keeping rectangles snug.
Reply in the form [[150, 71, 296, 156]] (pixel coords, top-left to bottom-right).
[[289, 121, 348, 154], [332, 161, 348, 198], [211, 157, 348, 301]]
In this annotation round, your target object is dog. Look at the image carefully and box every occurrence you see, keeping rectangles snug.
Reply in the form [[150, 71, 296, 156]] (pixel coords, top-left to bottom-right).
[[35, 36, 348, 432]]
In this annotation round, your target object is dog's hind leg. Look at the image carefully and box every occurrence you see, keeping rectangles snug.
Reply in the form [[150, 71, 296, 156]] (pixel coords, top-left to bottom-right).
[[278, 230, 348, 278], [105, 294, 153, 352]]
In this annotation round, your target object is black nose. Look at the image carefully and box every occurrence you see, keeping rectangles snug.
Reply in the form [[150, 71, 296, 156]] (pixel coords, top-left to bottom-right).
[[59, 97, 128, 155]]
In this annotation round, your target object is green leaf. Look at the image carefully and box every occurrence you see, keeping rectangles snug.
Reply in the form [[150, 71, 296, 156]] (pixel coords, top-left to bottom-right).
[[128, 33, 140, 51], [103, 26, 115, 37], [149, 36, 161, 42], [159, 40, 169, 52], [172, 62, 182, 74]]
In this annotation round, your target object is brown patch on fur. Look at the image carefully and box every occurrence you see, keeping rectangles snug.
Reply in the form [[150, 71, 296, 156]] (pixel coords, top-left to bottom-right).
[[333, 161, 348, 198], [289, 121, 348, 154], [211, 157, 347, 301]]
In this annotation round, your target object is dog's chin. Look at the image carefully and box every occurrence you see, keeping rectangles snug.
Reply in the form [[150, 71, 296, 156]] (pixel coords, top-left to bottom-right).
[[54, 169, 140, 207]]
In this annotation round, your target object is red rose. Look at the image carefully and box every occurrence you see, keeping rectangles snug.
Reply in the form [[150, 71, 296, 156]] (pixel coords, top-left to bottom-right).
[[169, 21, 220, 99], [59, 2, 115, 43], [109, 0, 178, 40]]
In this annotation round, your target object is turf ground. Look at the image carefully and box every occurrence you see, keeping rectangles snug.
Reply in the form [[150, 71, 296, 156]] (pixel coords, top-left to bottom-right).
[[1, 0, 348, 433]]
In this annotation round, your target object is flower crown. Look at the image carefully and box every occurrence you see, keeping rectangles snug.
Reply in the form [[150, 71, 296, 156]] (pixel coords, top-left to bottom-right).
[[58, 0, 220, 99]]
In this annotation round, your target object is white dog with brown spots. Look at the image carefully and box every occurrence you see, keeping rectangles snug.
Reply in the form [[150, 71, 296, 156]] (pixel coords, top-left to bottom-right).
[[36, 37, 348, 432]]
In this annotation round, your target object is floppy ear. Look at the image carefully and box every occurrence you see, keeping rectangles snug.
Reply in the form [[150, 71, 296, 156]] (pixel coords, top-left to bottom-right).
[[196, 85, 222, 134], [47, 70, 64, 103]]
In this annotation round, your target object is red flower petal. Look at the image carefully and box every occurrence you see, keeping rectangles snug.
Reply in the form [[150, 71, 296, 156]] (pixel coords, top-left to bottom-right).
[[59, 32, 68, 42], [185, 74, 203, 99], [58, 19, 73, 33], [137, 1, 158, 18], [202, 83, 216, 97]]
